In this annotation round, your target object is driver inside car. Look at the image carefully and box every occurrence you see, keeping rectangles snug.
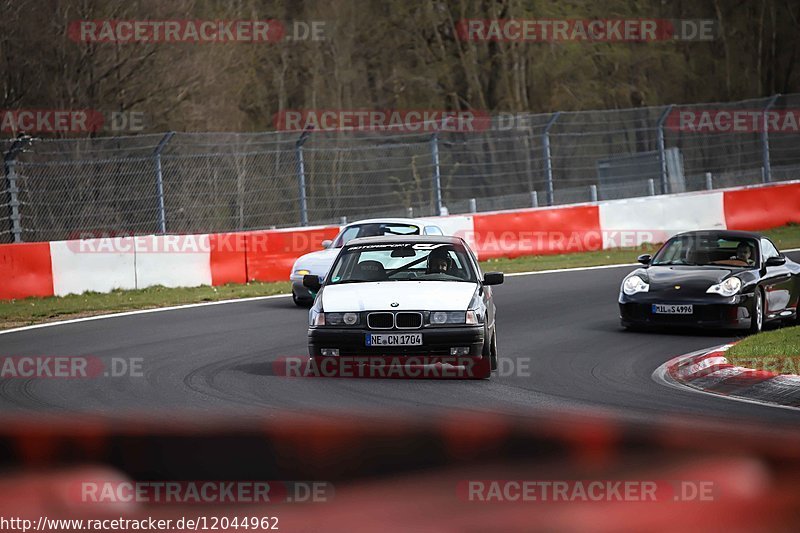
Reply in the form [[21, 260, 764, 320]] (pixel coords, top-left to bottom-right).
[[426, 248, 452, 275], [731, 242, 755, 266]]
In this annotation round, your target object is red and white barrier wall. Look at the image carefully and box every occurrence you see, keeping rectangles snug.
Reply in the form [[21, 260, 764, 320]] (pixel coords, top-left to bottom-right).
[[2, 181, 799, 300]]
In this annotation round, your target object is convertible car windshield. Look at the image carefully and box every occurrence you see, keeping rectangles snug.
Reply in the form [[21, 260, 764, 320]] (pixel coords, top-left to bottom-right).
[[328, 242, 478, 283], [652, 235, 760, 267]]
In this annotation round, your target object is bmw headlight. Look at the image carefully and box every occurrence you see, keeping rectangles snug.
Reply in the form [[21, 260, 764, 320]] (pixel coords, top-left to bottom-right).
[[430, 311, 467, 325], [707, 277, 742, 297], [324, 312, 360, 326], [309, 311, 360, 327], [622, 275, 649, 295]]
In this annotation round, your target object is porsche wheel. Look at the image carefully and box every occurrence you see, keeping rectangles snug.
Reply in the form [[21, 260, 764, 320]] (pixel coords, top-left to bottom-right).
[[292, 290, 313, 308], [749, 289, 764, 334]]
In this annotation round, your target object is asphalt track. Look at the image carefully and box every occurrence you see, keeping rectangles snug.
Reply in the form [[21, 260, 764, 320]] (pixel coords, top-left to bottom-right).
[[2, 254, 800, 428]]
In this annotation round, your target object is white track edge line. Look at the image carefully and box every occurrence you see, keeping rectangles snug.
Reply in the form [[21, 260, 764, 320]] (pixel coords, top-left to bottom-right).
[[0, 293, 292, 336]]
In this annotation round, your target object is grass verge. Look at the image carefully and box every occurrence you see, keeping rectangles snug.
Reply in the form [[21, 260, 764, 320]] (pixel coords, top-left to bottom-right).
[[0, 282, 290, 330], [726, 326, 800, 374], [2, 224, 800, 331]]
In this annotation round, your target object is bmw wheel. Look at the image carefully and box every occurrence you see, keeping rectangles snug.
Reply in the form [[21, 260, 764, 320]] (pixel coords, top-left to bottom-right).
[[489, 333, 498, 371]]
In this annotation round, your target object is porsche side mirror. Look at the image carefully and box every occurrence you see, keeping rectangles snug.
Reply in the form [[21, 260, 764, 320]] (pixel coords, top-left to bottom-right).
[[637, 254, 652, 265], [766, 255, 786, 267], [303, 274, 321, 291], [483, 272, 504, 286], [321, 240, 333, 249]]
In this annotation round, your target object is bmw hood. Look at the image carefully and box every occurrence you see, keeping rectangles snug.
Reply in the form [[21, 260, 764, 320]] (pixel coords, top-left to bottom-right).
[[321, 281, 477, 312], [292, 248, 340, 277]]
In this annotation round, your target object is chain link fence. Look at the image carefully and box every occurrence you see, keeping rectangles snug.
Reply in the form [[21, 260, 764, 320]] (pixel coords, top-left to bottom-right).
[[4, 94, 800, 243]]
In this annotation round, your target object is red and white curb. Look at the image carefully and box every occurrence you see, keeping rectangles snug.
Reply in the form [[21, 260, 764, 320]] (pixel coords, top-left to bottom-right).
[[653, 344, 800, 410]]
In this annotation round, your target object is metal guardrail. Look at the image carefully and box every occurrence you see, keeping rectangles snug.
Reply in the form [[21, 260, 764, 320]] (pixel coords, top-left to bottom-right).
[[3, 94, 800, 242]]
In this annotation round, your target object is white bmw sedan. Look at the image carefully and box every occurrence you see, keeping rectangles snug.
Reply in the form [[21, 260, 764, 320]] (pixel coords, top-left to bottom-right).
[[302, 235, 503, 379]]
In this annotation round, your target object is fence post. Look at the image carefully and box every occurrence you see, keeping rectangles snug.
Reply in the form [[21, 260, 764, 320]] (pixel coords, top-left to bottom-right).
[[530, 190, 538, 208], [153, 132, 174, 234], [295, 127, 313, 226], [590, 184, 598, 202], [656, 105, 673, 195], [542, 112, 560, 206], [430, 132, 443, 216], [468, 198, 477, 213], [3, 135, 33, 243], [648, 179, 655, 196], [705, 172, 713, 190], [761, 94, 780, 183]]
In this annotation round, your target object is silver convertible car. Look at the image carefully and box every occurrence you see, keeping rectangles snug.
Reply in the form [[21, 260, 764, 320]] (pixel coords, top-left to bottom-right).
[[302, 235, 503, 379], [290, 218, 443, 306]]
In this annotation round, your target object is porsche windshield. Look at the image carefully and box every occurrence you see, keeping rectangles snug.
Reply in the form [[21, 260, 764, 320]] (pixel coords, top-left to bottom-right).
[[328, 242, 477, 283], [651, 235, 760, 267]]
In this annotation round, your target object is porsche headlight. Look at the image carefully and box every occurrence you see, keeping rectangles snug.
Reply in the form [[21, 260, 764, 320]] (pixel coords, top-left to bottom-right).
[[294, 269, 311, 276], [707, 277, 742, 297], [622, 275, 649, 295]]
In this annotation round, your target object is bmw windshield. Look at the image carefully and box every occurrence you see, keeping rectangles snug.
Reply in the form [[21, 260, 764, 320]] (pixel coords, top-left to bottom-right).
[[328, 242, 478, 284]]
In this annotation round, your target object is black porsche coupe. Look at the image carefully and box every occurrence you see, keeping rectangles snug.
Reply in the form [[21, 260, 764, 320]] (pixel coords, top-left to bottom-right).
[[619, 230, 800, 332]]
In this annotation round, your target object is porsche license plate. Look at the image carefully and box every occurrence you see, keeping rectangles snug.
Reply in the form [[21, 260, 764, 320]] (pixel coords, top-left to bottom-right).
[[652, 304, 693, 315], [366, 333, 422, 346]]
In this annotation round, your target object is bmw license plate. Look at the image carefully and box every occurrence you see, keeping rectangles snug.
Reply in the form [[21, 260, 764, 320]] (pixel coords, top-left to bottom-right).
[[652, 304, 693, 315], [366, 333, 422, 346]]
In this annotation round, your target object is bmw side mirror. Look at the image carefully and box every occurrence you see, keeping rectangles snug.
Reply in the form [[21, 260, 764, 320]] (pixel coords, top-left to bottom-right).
[[303, 274, 322, 291], [483, 272, 504, 286], [766, 255, 786, 267], [637, 254, 651, 265], [321, 240, 333, 249]]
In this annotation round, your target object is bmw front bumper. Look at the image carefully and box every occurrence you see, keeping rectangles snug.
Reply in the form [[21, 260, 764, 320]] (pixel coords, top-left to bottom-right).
[[308, 325, 485, 358]]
